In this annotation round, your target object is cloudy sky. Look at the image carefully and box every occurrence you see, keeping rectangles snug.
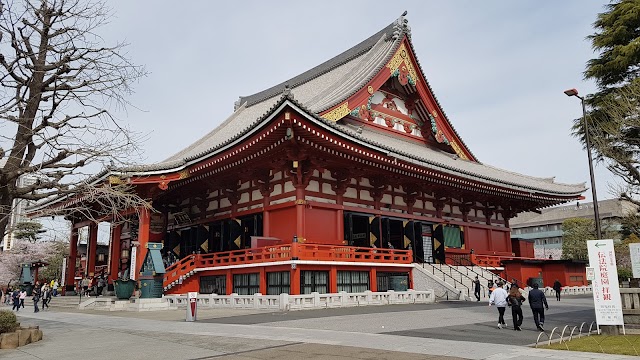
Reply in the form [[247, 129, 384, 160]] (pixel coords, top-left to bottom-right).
[[101, 0, 615, 203]]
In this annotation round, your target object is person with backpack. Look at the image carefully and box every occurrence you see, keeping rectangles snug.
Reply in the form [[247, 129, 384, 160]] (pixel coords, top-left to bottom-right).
[[507, 285, 526, 331], [11, 288, 20, 311], [41, 284, 50, 310]]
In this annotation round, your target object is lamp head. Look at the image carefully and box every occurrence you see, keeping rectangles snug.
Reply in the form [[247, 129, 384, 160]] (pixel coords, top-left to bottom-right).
[[564, 88, 579, 97]]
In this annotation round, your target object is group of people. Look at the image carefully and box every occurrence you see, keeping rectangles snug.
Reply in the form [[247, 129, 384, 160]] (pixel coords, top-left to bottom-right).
[[1, 279, 59, 313], [488, 281, 549, 331], [78, 276, 107, 297]]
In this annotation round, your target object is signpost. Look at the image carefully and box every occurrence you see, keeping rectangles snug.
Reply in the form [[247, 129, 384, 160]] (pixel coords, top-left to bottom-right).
[[630, 243, 640, 279], [587, 239, 624, 334], [129, 247, 137, 281], [586, 267, 595, 281]]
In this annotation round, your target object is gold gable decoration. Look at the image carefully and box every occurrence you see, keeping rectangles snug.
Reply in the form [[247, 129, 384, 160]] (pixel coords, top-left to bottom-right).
[[449, 140, 469, 160], [386, 43, 418, 85], [322, 102, 351, 121]]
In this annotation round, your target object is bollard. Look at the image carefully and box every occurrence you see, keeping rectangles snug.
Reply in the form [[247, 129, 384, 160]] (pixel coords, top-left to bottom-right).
[[186, 292, 198, 322]]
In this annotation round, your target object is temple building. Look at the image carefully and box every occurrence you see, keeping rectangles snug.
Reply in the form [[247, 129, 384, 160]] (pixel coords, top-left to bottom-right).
[[32, 15, 585, 296]]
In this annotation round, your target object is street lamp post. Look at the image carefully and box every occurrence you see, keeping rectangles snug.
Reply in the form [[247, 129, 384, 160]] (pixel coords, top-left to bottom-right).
[[564, 88, 602, 240]]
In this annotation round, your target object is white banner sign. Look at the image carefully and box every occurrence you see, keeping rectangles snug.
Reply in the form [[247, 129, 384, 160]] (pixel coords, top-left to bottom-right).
[[129, 247, 137, 281], [587, 239, 624, 326], [630, 243, 640, 279], [61, 257, 67, 287]]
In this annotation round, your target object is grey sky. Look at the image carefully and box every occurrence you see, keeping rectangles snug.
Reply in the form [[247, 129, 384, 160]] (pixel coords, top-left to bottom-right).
[[102, 0, 615, 203]]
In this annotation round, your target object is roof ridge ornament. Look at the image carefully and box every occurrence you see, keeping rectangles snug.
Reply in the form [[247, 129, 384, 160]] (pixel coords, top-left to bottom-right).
[[392, 11, 410, 40], [282, 83, 294, 100]]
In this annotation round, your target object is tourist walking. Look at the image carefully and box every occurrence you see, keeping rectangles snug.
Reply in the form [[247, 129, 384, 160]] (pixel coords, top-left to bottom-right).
[[11, 289, 20, 311], [528, 283, 549, 331], [32, 287, 40, 313], [97, 277, 106, 297], [82, 277, 90, 297], [41, 284, 50, 310], [552, 279, 562, 301], [19, 289, 27, 308], [507, 285, 525, 331], [52, 279, 59, 297], [488, 281, 508, 329], [472, 276, 481, 301], [487, 279, 494, 296]]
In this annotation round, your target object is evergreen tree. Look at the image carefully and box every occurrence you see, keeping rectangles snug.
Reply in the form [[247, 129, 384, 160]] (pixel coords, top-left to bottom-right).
[[580, 1, 640, 206]]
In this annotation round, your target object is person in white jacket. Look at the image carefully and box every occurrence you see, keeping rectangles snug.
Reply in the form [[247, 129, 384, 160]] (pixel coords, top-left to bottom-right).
[[488, 282, 509, 329]]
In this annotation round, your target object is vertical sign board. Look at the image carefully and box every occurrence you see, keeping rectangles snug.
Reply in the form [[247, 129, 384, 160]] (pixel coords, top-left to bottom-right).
[[129, 247, 137, 281], [587, 239, 624, 326], [630, 243, 640, 279], [61, 257, 67, 287]]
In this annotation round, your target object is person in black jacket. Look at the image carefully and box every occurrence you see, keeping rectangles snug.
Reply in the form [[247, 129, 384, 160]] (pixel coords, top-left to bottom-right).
[[472, 276, 481, 301], [507, 285, 526, 330], [528, 283, 549, 331], [552, 280, 562, 301]]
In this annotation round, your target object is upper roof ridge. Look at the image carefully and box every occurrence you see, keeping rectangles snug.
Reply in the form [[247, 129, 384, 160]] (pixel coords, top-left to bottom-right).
[[236, 13, 409, 109]]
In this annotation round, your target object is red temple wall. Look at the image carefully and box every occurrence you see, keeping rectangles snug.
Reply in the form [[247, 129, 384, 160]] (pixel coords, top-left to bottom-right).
[[304, 207, 340, 244], [268, 206, 297, 243]]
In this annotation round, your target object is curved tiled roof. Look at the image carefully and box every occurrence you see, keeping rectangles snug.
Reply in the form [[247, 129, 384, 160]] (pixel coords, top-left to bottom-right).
[[39, 15, 585, 208]]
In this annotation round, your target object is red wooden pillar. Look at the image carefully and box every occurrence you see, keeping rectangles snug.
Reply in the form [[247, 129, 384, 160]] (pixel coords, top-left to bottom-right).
[[135, 208, 151, 280], [262, 197, 270, 237], [370, 267, 377, 292], [290, 267, 300, 295], [108, 224, 122, 283], [295, 186, 305, 239], [66, 228, 79, 289], [226, 269, 233, 295], [259, 267, 267, 294], [329, 266, 337, 293], [87, 223, 98, 277]]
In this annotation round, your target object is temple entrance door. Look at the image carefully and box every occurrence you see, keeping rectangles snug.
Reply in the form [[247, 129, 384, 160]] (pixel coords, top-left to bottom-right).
[[239, 213, 263, 248], [417, 223, 434, 263], [343, 212, 373, 248], [208, 221, 223, 253], [381, 218, 404, 249]]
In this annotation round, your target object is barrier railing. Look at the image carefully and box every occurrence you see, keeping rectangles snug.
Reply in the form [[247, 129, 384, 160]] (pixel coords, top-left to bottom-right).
[[163, 243, 412, 290], [164, 289, 434, 311]]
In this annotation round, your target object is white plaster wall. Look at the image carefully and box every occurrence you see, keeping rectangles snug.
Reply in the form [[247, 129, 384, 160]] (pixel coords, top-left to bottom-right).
[[238, 192, 250, 204], [207, 200, 218, 211], [220, 198, 231, 208], [344, 187, 358, 199], [452, 205, 462, 215], [270, 196, 296, 205], [284, 180, 295, 193], [424, 200, 436, 211], [308, 180, 320, 192], [381, 194, 392, 205], [360, 189, 373, 201], [322, 183, 336, 195], [208, 190, 219, 199], [272, 171, 282, 181], [252, 190, 263, 201], [360, 177, 371, 187], [415, 199, 424, 211], [321, 169, 335, 180], [307, 196, 335, 204], [239, 180, 250, 191], [395, 196, 406, 207], [272, 183, 283, 196]]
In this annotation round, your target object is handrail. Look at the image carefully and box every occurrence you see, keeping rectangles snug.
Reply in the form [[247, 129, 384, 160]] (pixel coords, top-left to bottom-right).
[[445, 256, 490, 297], [428, 263, 470, 298], [164, 243, 412, 289], [440, 262, 485, 298]]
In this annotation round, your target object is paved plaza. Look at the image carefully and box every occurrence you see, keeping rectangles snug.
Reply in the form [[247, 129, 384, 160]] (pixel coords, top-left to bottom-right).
[[0, 296, 637, 359]]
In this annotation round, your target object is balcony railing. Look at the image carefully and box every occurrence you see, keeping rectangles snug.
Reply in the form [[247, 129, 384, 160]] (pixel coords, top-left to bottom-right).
[[163, 243, 412, 289]]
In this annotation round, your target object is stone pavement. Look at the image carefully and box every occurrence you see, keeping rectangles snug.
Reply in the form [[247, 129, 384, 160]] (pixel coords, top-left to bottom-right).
[[0, 296, 637, 360]]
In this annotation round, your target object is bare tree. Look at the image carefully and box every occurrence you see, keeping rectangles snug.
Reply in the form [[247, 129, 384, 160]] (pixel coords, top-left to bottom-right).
[[0, 0, 150, 236]]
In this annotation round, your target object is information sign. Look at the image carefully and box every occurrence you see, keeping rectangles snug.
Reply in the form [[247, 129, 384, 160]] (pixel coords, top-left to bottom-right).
[[630, 243, 640, 279], [129, 247, 137, 281], [587, 239, 624, 326]]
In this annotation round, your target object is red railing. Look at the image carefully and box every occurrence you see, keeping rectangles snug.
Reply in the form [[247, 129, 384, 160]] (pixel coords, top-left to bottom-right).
[[163, 243, 412, 289]]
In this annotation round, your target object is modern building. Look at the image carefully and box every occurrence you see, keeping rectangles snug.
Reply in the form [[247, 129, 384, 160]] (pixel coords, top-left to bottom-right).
[[32, 15, 586, 295], [510, 199, 637, 259], [1, 158, 39, 251]]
